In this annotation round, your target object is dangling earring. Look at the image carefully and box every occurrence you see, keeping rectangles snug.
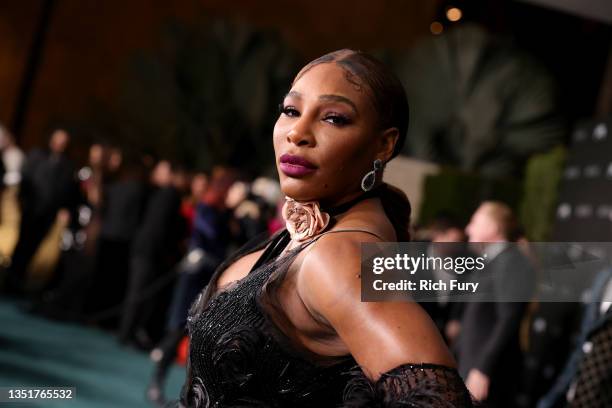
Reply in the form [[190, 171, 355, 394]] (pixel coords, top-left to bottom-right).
[[361, 159, 383, 192]]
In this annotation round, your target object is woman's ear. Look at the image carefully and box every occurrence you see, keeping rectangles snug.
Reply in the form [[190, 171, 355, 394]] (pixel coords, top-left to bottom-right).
[[378, 128, 399, 162]]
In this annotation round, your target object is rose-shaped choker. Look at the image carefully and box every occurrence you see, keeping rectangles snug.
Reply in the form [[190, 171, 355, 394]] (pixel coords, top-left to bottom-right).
[[281, 198, 330, 242], [281, 186, 382, 242]]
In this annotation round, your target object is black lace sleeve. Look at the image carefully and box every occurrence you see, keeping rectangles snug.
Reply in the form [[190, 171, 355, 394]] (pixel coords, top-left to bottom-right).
[[342, 363, 474, 408]]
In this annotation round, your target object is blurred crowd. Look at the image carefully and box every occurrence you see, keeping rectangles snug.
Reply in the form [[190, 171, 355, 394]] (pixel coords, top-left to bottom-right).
[[416, 204, 611, 408], [0, 126, 284, 404], [0, 126, 610, 408]]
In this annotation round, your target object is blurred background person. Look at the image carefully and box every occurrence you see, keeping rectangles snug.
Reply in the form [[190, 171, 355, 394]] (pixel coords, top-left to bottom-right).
[[225, 178, 278, 250], [180, 172, 208, 234], [78, 142, 111, 274], [119, 160, 188, 349], [456, 201, 535, 406], [27, 142, 112, 319], [85, 149, 148, 328], [225, 180, 251, 246], [250, 177, 282, 236], [78, 143, 107, 206], [3, 129, 77, 295], [537, 267, 612, 408], [419, 213, 468, 345], [146, 166, 236, 406], [0, 125, 7, 225], [0, 123, 25, 188]]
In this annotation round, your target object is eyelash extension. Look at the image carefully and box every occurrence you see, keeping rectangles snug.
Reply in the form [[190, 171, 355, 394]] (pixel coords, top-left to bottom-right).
[[278, 104, 349, 125], [324, 113, 351, 126], [279, 104, 299, 117]]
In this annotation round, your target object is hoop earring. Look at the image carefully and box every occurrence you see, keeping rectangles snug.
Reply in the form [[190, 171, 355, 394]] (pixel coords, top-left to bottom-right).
[[361, 159, 383, 192]]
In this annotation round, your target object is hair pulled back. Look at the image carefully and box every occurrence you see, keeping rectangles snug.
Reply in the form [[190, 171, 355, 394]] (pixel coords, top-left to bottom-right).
[[296, 49, 411, 240]]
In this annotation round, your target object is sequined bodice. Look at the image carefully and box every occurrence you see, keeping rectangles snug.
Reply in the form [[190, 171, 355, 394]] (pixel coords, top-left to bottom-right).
[[178, 229, 474, 408], [183, 240, 356, 407]]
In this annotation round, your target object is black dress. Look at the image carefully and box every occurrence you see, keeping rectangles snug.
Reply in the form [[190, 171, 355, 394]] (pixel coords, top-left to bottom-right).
[[174, 228, 473, 407]]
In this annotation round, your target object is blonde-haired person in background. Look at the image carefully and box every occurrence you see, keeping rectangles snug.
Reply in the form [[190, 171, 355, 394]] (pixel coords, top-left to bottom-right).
[[456, 201, 535, 406]]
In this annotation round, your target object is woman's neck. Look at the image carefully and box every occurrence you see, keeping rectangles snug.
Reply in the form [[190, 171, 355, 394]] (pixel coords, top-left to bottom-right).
[[319, 185, 383, 214], [320, 191, 362, 210]]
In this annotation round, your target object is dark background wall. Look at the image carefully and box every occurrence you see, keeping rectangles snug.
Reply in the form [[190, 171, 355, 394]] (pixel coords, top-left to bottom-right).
[[0, 0, 440, 149], [0, 0, 610, 152]]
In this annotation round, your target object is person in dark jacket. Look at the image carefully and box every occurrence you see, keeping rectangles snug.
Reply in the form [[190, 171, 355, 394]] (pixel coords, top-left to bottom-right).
[[4, 129, 77, 294], [418, 213, 467, 346], [456, 201, 535, 407], [119, 160, 187, 347], [85, 150, 148, 327]]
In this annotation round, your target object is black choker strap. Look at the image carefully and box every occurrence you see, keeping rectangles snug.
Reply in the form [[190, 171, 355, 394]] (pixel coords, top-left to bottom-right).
[[323, 185, 383, 217]]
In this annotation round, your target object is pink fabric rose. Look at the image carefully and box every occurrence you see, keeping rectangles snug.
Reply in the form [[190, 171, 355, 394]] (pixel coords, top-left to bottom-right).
[[281, 197, 331, 242]]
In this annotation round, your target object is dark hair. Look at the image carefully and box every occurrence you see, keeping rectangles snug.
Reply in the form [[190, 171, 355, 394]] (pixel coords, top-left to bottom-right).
[[294, 49, 409, 159]]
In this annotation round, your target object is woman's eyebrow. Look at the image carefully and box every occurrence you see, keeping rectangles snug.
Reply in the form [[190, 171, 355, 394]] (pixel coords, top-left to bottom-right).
[[286, 91, 302, 99], [284, 91, 358, 114], [319, 94, 357, 114]]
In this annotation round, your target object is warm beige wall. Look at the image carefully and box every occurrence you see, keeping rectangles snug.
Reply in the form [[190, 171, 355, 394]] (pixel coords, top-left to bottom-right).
[[384, 156, 441, 223]]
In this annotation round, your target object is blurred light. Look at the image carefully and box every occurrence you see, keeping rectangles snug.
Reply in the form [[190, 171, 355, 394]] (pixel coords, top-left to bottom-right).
[[575, 204, 593, 218], [187, 248, 204, 264], [75, 231, 87, 247], [446, 7, 463, 22], [4, 172, 20, 185], [60, 231, 74, 251], [593, 123, 607, 140], [557, 203, 571, 219], [78, 166, 92, 181], [78, 205, 92, 226], [430, 21, 443, 35], [150, 348, 163, 362]]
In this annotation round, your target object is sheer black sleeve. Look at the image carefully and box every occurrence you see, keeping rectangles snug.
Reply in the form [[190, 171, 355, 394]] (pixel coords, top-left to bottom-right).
[[342, 363, 474, 408]]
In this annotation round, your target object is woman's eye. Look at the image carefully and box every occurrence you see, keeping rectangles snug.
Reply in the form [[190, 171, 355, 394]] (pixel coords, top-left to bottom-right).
[[279, 104, 299, 117], [324, 114, 350, 126]]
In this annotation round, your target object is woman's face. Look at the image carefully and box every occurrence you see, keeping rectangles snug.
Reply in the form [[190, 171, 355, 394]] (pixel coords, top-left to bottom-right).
[[273, 63, 388, 204]]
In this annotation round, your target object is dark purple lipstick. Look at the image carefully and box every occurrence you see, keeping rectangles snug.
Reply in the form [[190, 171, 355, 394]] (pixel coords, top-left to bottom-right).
[[279, 153, 317, 177]]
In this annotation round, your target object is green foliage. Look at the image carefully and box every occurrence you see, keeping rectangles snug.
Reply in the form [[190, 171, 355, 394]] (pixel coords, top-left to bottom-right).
[[418, 146, 566, 241], [418, 167, 522, 227], [391, 23, 566, 178], [519, 145, 567, 241], [111, 18, 299, 172]]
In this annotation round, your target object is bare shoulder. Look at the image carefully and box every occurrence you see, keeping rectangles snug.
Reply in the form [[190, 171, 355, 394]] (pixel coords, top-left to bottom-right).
[[298, 231, 374, 303], [296, 230, 455, 379]]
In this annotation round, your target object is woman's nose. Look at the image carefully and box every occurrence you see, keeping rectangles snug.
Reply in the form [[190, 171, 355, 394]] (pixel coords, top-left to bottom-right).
[[286, 118, 315, 147]]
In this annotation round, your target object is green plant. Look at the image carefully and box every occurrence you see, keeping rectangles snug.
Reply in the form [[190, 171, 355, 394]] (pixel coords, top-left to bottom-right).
[[519, 145, 567, 241]]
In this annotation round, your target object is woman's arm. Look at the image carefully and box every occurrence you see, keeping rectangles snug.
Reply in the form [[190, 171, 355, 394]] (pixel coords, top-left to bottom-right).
[[298, 232, 472, 406], [299, 232, 455, 377]]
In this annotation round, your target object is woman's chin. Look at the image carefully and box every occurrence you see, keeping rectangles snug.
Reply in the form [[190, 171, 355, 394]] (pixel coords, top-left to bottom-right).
[[280, 179, 322, 202]]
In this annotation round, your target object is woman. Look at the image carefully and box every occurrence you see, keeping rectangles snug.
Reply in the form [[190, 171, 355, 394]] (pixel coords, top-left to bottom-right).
[[174, 49, 472, 407]]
